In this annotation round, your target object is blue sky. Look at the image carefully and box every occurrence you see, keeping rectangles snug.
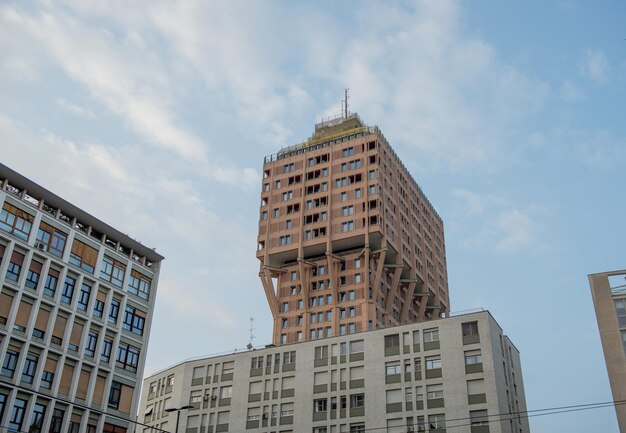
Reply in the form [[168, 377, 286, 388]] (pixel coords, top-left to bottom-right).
[[1, 1, 625, 431]]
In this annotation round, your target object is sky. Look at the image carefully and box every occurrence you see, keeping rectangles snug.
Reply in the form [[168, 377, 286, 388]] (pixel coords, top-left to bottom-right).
[[1, 1, 625, 431]]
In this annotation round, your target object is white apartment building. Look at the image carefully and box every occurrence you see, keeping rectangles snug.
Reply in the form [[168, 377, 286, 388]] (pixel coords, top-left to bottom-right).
[[139, 310, 528, 433], [0, 164, 163, 433]]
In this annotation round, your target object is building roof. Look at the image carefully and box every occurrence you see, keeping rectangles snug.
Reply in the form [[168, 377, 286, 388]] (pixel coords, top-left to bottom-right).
[[0, 163, 164, 263]]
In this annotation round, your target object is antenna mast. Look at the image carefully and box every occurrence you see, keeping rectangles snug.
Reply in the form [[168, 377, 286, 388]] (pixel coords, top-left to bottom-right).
[[247, 317, 255, 350], [343, 88, 350, 118]]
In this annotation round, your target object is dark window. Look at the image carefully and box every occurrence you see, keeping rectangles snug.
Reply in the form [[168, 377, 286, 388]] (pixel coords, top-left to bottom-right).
[[108, 381, 122, 409], [93, 299, 105, 318], [41, 370, 54, 389], [77, 283, 91, 310], [28, 402, 46, 433], [350, 394, 364, 408], [108, 299, 120, 323], [6, 260, 22, 282], [100, 256, 126, 287], [1, 349, 19, 378], [85, 331, 98, 357], [44, 273, 59, 297], [49, 408, 65, 433], [25, 267, 40, 289], [116, 342, 140, 373], [462, 321, 479, 336], [123, 306, 145, 336], [384, 334, 400, 349], [128, 270, 151, 300], [21, 354, 38, 384], [101, 338, 113, 363], [8, 398, 27, 432], [61, 276, 76, 304]]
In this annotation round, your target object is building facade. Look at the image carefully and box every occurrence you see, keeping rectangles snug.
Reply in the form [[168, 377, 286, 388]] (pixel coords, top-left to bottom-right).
[[0, 164, 163, 433], [589, 270, 626, 432], [257, 114, 448, 345], [139, 311, 528, 433]]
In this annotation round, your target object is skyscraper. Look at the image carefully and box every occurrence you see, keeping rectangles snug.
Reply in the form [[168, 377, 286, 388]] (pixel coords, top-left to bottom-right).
[[0, 164, 163, 433], [257, 114, 448, 345], [589, 269, 626, 432]]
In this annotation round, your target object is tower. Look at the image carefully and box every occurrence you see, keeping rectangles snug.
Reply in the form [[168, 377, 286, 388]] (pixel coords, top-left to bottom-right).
[[257, 114, 448, 345]]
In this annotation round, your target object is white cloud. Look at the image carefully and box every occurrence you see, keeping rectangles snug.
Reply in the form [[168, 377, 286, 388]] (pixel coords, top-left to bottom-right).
[[579, 49, 610, 84], [451, 188, 543, 253], [560, 80, 584, 102], [56, 98, 96, 118]]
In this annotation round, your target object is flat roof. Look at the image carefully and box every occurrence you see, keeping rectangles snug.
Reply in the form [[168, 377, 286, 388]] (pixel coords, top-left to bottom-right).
[[0, 163, 164, 263]]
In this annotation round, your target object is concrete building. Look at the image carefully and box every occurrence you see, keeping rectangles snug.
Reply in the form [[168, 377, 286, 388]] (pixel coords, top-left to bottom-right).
[[138, 310, 529, 433], [589, 270, 626, 432], [257, 114, 448, 345], [0, 164, 163, 433]]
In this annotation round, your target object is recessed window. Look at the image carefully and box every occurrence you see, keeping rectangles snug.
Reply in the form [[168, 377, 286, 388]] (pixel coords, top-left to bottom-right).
[[0, 202, 33, 240]]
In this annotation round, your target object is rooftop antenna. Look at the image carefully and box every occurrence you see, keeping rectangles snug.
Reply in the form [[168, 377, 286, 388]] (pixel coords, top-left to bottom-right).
[[343, 88, 350, 118], [246, 317, 255, 350]]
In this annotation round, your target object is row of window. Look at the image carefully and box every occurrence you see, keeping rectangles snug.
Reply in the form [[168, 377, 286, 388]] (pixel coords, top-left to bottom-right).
[[0, 243, 151, 302]]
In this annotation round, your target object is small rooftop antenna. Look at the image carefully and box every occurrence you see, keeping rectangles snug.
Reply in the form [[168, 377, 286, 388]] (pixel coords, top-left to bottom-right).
[[343, 88, 350, 118], [246, 317, 255, 350]]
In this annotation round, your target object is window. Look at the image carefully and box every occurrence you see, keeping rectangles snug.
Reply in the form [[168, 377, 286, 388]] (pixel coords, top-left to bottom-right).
[[100, 256, 126, 287], [283, 302, 289, 312], [101, 338, 113, 363], [69, 240, 98, 273], [426, 384, 443, 399], [128, 270, 151, 300], [348, 290, 355, 301], [115, 342, 140, 373], [36, 222, 67, 257], [1, 349, 19, 377], [368, 170, 376, 179], [369, 184, 376, 194], [27, 402, 46, 433], [261, 210, 267, 220], [615, 299, 626, 326], [285, 219, 292, 229], [342, 221, 355, 232], [348, 323, 355, 334], [61, 276, 76, 304], [93, 298, 105, 318], [355, 259, 361, 268], [41, 370, 54, 389], [355, 188, 362, 198], [342, 205, 354, 216], [8, 398, 27, 432], [21, 354, 38, 384], [25, 263, 41, 289], [424, 328, 439, 343], [273, 208, 280, 217], [43, 269, 59, 297], [291, 271, 297, 281], [354, 274, 361, 284], [279, 235, 292, 246], [321, 182, 328, 191], [0, 203, 33, 240], [470, 410, 488, 426], [349, 307, 355, 317], [350, 393, 364, 408], [281, 333, 287, 344], [49, 409, 64, 433], [350, 424, 365, 433], [283, 351, 296, 365], [108, 299, 120, 323], [6, 253, 23, 282], [123, 306, 146, 336], [85, 331, 98, 357], [108, 381, 122, 409], [342, 147, 354, 157], [314, 398, 327, 412], [283, 163, 294, 173], [282, 191, 293, 201], [462, 321, 479, 336], [465, 350, 482, 365], [386, 362, 401, 375], [340, 192, 347, 202], [77, 283, 91, 311], [428, 414, 445, 430], [275, 180, 282, 188], [425, 356, 442, 370]]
